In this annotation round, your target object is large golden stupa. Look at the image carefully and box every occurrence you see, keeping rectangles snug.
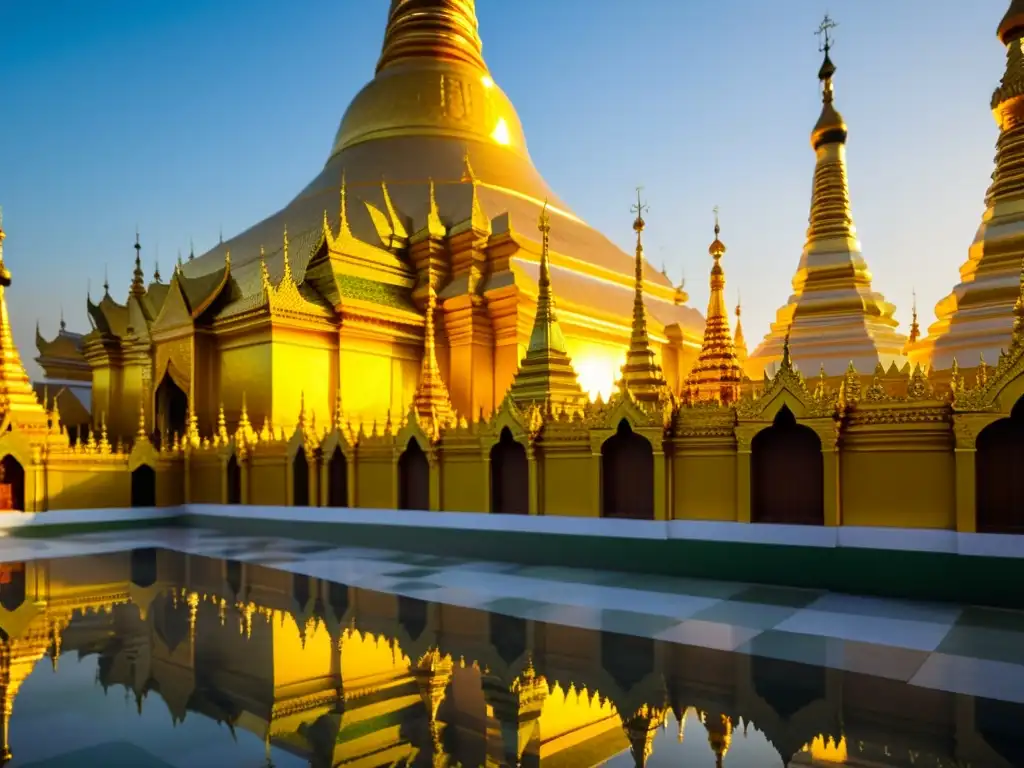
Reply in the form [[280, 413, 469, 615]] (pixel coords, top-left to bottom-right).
[[40, 0, 703, 445]]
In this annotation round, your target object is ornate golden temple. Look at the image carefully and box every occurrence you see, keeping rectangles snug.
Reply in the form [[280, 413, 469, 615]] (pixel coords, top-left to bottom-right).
[[3, 2, 1022, 534], [0, 550, 1008, 766]]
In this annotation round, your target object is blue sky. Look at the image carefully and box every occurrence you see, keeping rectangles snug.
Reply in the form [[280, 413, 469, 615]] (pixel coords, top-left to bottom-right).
[[0, 0, 1008, 378]]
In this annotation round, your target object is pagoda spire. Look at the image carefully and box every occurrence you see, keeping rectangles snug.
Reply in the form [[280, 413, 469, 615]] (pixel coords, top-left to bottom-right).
[[618, 188, 670, 405], [908, 289, 920, 345], [411, 284, 455, 427], [908, 1, 1024, 370], [746, 15, 905, 378], [507, 201, 586, 411], [734, 292, 748, 364], [130, 228, 146, 299], [377, 0, 487, 75], [0, 213, 50, 433], [685, 209, 742, 404]]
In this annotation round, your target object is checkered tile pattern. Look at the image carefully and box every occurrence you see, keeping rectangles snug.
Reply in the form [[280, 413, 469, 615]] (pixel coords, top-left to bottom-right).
[[5, 527, 1024, 706]]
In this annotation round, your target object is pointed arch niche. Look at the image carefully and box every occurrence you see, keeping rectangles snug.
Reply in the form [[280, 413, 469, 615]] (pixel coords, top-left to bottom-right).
[[225, 451, 242, 505], [975, 396, 1024, 533], [750, 406, 824, 525], [155, 372, 188, 445], [319, 431, 354, 508], [601, 419, 655, 520], [398, 437, 430, 511], [490, 427, 529, 515], [0, 455, 25, 512], [131, 464, 157, 508]]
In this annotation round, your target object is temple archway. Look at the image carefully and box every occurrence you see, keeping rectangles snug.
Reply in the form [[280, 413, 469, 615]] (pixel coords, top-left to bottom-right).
[[751, 406, 824, 525], [398, 438, 430, 511], [226, 454, 241, 505], [601, 420, 654, 519], [327, 446, 348, 507], [292, 450, 310, 507], [131, 465, 157, 507], [155, 374, 188, 443], [976, 398, 1024, 533], [490, 428, 529, 515], [0, 455, 24, 512]]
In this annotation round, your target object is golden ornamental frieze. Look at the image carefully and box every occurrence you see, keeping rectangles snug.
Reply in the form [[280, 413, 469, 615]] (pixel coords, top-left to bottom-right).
[[675, 425, 736, 440], [952, 338, 1024, 412], [843, 404, 950, 427]]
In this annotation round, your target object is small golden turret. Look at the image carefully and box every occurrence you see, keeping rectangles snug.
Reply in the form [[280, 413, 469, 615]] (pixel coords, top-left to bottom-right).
[[506, 202, 586, 411], [734, 293, 748, 364], [618, 189, 671, 405], [909, 289, 921, 345], [411, 284, 455, 428], [130, 229, 146, 299], [685, 209, 743, 404]]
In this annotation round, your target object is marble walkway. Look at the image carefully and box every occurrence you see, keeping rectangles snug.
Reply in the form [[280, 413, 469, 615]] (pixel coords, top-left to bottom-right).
[[4, 527, 1024, 706]]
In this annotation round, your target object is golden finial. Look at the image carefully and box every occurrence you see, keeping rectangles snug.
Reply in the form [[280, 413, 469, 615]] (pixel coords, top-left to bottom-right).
[[188, 238, 195, 261], [338, 170, 352, 239], [978, 352, 989, 388], [154, 256, 162, 283], [781, 329, 793, 370], [297, 391, 306, 431], [238, 391, 253, 440], [259, 246, 271, 291], [224, 249, 231, 269], [217, 403, 228, 444], [908, 288, 920, 344], [815, 14, 838, 95], [281, 227, 292, 282], [461, 147, 476, 183], [333, 389, 344, 431], [59, 306, 66, 332], [426, 177, 446, 238], [632, 186, 648, 234], [103, 264, 110, 296], [709, 205, 726, 259]]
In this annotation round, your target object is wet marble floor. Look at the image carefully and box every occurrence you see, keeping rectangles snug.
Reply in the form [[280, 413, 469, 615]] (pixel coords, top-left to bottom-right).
[[6, 527, 1024, 708]]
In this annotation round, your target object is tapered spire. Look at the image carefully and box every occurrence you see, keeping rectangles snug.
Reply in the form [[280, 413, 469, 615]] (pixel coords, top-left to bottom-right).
[[734, 293, 748, 364], [378, 1, 486, 74], [686, 209, 743, 404], [618, 189, 670, 405], [747, 15, 905, 377], [908, 289, 920, 345], [0, 214, 52, 433], [411, 284, 455, 427], [130, 229, 146, 299], [507, 202, 586, 410]]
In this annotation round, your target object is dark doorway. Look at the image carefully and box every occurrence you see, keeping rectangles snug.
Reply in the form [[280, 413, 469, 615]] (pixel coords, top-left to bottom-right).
[[490, 428, 529, 514], [226, 454, 241, 504], [155, 374, 188, 443], [131, 465, 157, 507], [0, 455, 25, 512], [292, 450, 310, 507], [751, 406, 824, 525], [328, 446, 348, 507], [601, 420, 655, 519], [976, 399, 1024, 533], [398, 438, 430, 511]]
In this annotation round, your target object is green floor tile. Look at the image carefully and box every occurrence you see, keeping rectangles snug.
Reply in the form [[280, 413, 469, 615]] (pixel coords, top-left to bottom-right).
[[730, 584, 823, 608]]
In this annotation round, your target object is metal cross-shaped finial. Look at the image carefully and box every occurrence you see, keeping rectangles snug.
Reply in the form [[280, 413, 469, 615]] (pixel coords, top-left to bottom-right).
[[713, 205, 720, 234], [816, 13, 837, 53], [631, 187, 649, 218]]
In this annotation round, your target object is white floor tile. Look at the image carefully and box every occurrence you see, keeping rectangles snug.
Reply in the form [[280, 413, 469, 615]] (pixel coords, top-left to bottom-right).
[[774, 609, 953, 652], [655, 620, 763, 652]]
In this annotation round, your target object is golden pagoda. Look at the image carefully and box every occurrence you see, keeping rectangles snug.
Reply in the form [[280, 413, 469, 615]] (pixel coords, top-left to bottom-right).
[[505, 203, 586, 413], [685, 211, 743, 405], [746, 16, 906, 378], [40, 0, 705, 447], [618, 191, 673, 407], [909, 0, 1024, 370]]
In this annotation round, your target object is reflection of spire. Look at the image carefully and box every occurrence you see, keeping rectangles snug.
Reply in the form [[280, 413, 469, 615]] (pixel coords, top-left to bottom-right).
[[619, 188, 670, 405], [187, 592, 199, 647], [507, 201, 586, 411]]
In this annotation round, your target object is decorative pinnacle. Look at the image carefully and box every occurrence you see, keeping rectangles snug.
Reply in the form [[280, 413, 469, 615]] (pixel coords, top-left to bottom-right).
[[816, 13, 837, 55], [709, 205, 726, 258], [816, 14, 838, 96], [781, 329, 793, 369], [59, 306, 66, 332], [631, 187, 648, 233], [189, 238, 195, 261]]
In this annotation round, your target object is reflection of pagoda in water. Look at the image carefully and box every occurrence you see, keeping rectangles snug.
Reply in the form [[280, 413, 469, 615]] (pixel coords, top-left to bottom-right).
[[0, 551, 1016, 767]]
